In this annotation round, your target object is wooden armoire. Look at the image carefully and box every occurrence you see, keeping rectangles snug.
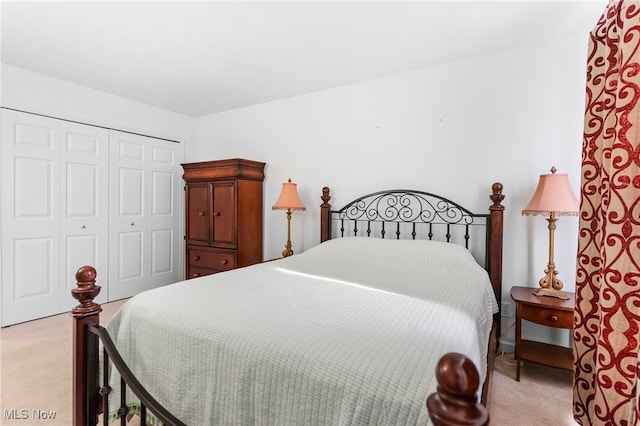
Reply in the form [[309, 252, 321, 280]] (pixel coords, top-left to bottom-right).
[[182, 159, 265, 279]]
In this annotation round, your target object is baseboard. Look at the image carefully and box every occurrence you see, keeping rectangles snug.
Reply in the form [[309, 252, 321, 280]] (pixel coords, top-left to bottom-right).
[[498, 341, 515, 354]]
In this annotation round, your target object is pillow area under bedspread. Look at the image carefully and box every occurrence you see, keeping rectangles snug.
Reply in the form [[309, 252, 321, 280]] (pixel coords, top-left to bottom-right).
[[106, 237, 498, 425]]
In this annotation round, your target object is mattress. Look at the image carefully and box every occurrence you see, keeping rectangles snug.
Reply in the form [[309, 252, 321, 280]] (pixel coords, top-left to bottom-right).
[[106, 237, 498, 425]]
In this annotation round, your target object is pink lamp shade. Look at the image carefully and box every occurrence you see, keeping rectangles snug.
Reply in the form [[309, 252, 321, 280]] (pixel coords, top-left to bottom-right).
[[522, 167, 579, 217], [272, 179, 306, 211]]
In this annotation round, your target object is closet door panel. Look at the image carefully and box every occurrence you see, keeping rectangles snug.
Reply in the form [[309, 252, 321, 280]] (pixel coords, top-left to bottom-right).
[[152, 170, 173, 215], [118, 231, 144, 279], [65, 235, 100, 279], [1, 110, 60, 325], [109, 131, 181, 300], [13, 237, 54, 299], [148, 142, 179, 284], [14, 118, 56, 150], [151, 229, 173, 274], [59, 122, 109, 310], [14, 157, 54, 219], [150, 169, 175, 276], [109, 132, 147, 300]]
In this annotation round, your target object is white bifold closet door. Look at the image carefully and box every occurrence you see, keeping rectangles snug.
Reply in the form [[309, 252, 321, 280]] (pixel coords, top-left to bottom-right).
[[1, 109, 109, 326], [1, 110, 182, 326], [108, 130, 181, 300]]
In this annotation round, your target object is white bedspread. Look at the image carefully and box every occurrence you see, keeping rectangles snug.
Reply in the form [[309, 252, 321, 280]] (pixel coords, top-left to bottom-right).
[[106, 237, 498, 425]]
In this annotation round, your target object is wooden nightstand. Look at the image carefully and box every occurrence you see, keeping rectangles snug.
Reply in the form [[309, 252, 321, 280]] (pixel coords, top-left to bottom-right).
[[510, 286, 575, 381]]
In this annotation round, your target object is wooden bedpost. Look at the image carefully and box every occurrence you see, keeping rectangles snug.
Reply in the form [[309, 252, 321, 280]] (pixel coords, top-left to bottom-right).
[[426, 353, 489, 426], [71, 266, 102, 426], [479, 182, 505, 406], [488, 182, 504, 348], [320, 186, 331, 242]]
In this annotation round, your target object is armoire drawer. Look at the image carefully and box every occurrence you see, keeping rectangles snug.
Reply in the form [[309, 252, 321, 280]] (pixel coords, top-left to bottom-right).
[[187, 247, 236, 272], [187, 265, 220, 279]]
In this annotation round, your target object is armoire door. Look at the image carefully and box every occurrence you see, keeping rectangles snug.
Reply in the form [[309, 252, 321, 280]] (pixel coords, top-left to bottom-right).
[[185, 182, 210, 245], [1, 109, 108, 326], [108, 130, 181, 300], [211, 182, 236, 248]]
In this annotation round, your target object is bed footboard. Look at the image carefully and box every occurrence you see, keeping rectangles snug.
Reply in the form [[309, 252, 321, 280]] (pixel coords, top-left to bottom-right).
[[71, 266, 102, 426], [71, 266, 185, 426]]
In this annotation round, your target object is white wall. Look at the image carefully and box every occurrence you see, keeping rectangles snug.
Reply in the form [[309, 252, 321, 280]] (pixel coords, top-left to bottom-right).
[[191, 33, 590, 350], [1, 64, 194, 143]]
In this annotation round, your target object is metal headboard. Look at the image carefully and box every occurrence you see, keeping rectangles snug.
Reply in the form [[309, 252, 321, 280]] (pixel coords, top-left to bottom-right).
[[322, 189, 491, 269]]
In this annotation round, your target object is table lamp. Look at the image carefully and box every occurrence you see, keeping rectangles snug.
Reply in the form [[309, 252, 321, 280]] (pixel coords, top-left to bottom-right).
[[272, 178, 306, 257], [522, 167, 579, 299]]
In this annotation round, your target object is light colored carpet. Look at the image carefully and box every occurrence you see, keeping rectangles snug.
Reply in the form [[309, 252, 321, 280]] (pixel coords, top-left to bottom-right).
[[0, 299, 126, 426], [1, 301, 576, 425], [490, 352, 577, 426]]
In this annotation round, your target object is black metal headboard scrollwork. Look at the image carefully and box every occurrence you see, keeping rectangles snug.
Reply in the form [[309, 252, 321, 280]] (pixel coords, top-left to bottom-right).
[[320, 188, 492, 270]]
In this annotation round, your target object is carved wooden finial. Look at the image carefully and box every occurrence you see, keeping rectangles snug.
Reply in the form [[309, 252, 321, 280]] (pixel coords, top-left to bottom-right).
[[71, 265, 102, 319], [490, 182, 505, 210], [320, 187, 332, 243], [426, 353, 489, 426], [321, 186, 331, 207]]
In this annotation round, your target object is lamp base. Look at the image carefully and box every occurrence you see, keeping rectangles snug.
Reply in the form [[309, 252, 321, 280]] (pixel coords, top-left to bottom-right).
[[533, 287, 569, 300], [281, 246, 293, 257], [281, 209, 294, 257]]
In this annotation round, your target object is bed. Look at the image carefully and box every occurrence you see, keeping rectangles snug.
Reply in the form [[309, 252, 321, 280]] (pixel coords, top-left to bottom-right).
[[71, 183, 505, 426]]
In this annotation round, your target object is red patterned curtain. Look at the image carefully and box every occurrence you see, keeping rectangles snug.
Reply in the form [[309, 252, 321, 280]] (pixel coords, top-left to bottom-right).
[[573, 1, 640, 425]]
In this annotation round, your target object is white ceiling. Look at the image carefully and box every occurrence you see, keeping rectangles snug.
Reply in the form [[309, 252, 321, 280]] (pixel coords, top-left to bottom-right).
[[1, 1, 606, 117]]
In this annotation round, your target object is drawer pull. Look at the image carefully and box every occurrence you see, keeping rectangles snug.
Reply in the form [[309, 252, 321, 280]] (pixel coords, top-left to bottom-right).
[[549, 315, 558, 322], [221, 259, 228, 265], [191, 272, 201, 278], [213, 211, 221, 217], [192, 255, 200, 261], [198, 211, 205, 217]]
